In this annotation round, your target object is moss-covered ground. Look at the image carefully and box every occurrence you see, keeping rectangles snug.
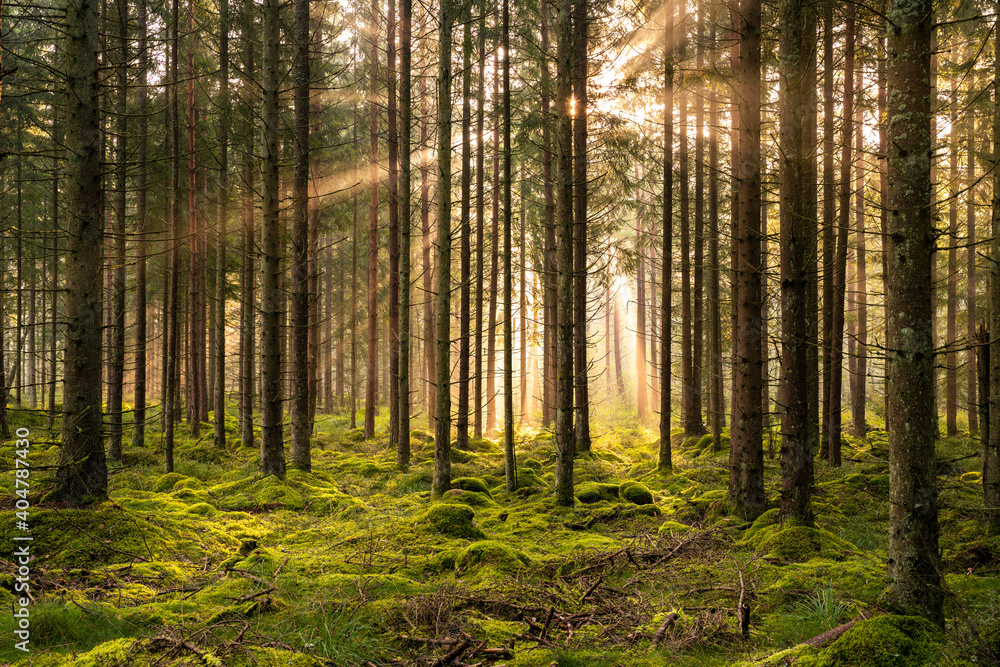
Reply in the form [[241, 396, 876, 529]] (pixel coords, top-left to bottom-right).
[[0, 406, 998, 666]]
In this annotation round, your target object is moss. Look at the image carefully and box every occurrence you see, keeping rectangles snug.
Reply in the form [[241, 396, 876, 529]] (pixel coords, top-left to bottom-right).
[[522, 458, 544, 470], [443, 488, 497, 508], [422, 503, 485, 539], [658, 520, 692, 535], [743, 523, 856, 563], [619, 480, 654, 506], [680, 435, 701, 451], [575, 482, 620, 504], [817, 615, 944, 667], [453, 476, 493, 497], [186, 502, 217, 517], [457, 540, 531, 573], [152, 472, 188, 492], [451, 447, 477, 464], [514, 468, 546, 490]]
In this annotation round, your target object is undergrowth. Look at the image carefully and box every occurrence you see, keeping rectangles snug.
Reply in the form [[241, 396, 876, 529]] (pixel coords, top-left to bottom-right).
[[0, 405, 995, 666]]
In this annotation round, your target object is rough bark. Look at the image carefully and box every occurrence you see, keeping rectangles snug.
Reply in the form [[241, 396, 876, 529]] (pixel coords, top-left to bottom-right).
[[57, 0, 107, 503], [778, 0, 815, 525], [503, 0, 516, 491], [388, 0, 400, 447], [398, 0, 413, 468], [885, 0, 943, 624], [457, 15, 473, 451], [290, 0, 311, 470], [432, 0, 454, 497], [988, 4, 1000, 534], [260, 0, 286, 478], [658, 0, 673, 469], [213, 0, 230, 450], [573, 0, 590, 451], [728, 0, 765, 521]]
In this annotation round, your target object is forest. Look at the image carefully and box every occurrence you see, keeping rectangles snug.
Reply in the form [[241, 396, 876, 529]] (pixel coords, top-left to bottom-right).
[[1, 0, 999, 662]]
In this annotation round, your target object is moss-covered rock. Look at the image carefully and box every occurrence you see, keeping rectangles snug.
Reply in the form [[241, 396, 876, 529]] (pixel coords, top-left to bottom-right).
[[152, 472, 188, 493], [575, 482, 620, 504], [443, 488, 496, 508], [619, 480, 654, 506], [817, 615, 944, 667], [452, 476, 493, 497], [658, 520, 692, 535], [422, 503, 485, 539], [744, 522, 855, 563], [456, 540, 531, 573]]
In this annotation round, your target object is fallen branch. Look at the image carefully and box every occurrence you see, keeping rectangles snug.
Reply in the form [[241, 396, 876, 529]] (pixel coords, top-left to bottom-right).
[[432, 638, 471, 666], [651, 612, 678, 647]]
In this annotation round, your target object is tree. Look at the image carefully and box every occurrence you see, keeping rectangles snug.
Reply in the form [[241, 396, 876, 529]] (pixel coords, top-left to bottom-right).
[[777, 0, 815, 525], [658, 0, 673, 471], [365, 0, 380, 440], [213, 0, 231, 450], [728, 0, 765, 521], [290, 0, 311, 471], [55, 0, 107, 503], [885, 0, 943, 624], [260, 0, 286, 478], [988, 5, 1000, 534], [572, 0, 591, 452], [554, 0, 576, 506], [398, 0, 413, 468], [433, 0, 454, 497]]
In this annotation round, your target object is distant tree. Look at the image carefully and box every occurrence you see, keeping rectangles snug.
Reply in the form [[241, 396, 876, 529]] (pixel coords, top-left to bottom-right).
[[658, 0, 673, 470]]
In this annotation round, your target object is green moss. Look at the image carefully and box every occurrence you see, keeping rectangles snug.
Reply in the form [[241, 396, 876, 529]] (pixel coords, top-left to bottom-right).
[[680, 435, 701, 451], [422, 503, 485, 539], [457, 540, 531, 573], [575, 482, 620, 504], [817, 615, 944, 667], [619, 480, 654, 506], [453, 476, 493, 497], [443, 488, 497, 508], [743, 522, 855, 563], [522, 458, 544, 470], [658, 520, 692, 535], [152, 472, 188, 492], [186, 502, 217, 517]]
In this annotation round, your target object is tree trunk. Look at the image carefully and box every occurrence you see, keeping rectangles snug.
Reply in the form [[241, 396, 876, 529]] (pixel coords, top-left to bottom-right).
[[692, 5, 706, 439], [555, 0, 575, 506], [108, 0, 128, 462], [572, 0, 590, 451], [988, 4, 1000, 534], [946, 80, 959, 436], [540, 6, 556, 428], [457, 14, 473, 450], [57, 0, 107, 503], [239, 17, 256, 449], [708, 17, 723, 451], [398, 0, 413, 467], [658, 1, 673, 468], [502, 0, 516, 491], [187, 0, 202, 435], [259, 0, 285, 478], [131, 0, 148, 448], [728, 0, 765, 521], [819, 0, 835, 460], [473, 4, 486, 438], [777, 0, 816, 525], [387, 0, 400, 448], [163, 0, 182, 472], [968, 91, 978, 435], [290, 0, 311, 470], [885, 0, 943, 623], [365, 1, 380, 440], [851, 69, 867, 438], [421, 77, 434, 432], [433, 0, 454, 497]]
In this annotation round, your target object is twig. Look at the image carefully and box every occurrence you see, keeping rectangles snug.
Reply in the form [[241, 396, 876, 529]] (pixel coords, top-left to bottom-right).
[[432, 638, 471, 666], [651, 612, 679, 647]]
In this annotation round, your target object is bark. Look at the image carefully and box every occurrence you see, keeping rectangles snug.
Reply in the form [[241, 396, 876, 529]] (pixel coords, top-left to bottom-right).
[[365, 2, 380, 440], [421, 77, 435, 432], [260, 0, 286, 478], [457, 14, 473, 451], [692, 6, 706, 440], [398, 0, 413, 468], [573, 0, 590, 451], [213, 0, 229, 450], [540, 6, 556, 427], [988, 4, 1000, 534], [474, 5, 486, 438], [968, 95, 978, 434], [851, 69, 866, 438], [433, 0, 454, 497], [680, 31, 696, 436], [164, 0, 181, 472], [555, 0, 576, 506], [885, 0, 943, 624], [946, 80, 959, 436], [57, 0, 107, 502], [819, 0, 835, 460], [239, 17, 256, 450], [503, 0, 516, 491], [778, 0, 815, 525], [637, 215, 647, 421], [188, 0, 202, 434], [132, 0, 147, 448], [388, 0, 400, 447], [708, 17, 723, 452], [729, 0, 765, 521], [827, 6, 854, 468], [290, 0, 311, 470], [658, 0, 673, 469], [108, 0, 127, 462]]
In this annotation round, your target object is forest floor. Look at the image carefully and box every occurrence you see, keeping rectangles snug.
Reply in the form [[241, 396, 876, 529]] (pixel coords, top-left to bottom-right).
[[0, 404, 998, 666]]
